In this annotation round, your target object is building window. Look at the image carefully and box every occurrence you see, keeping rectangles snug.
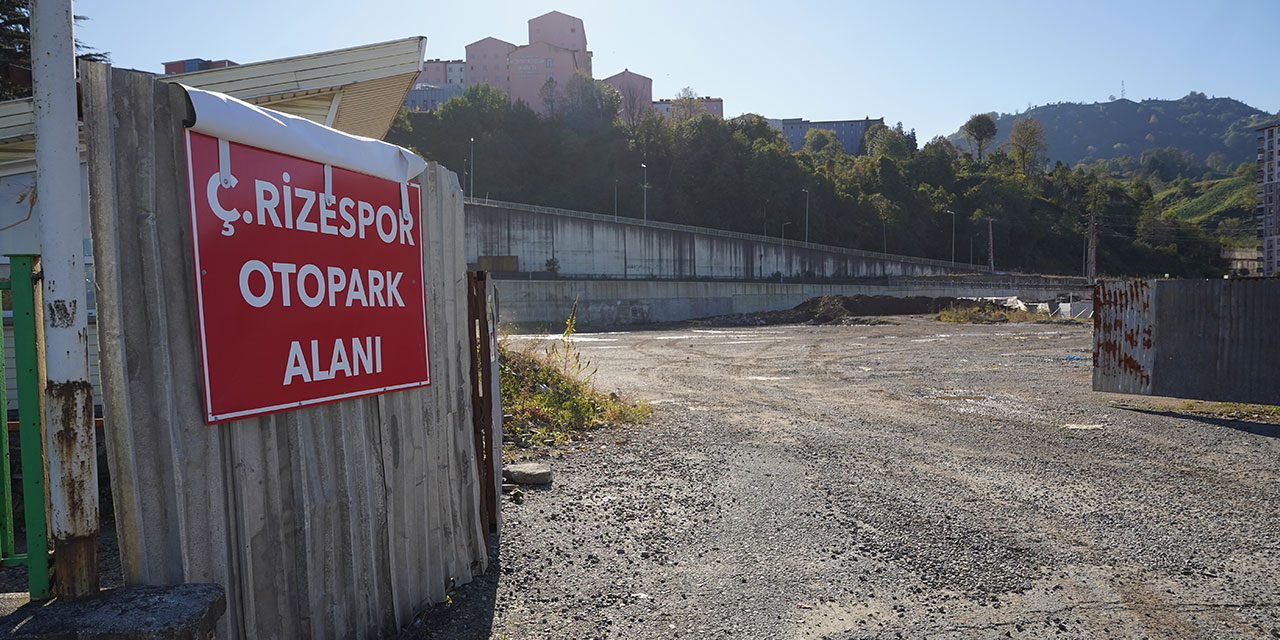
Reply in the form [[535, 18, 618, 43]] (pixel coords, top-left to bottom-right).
[[546, 59, 554, 68]]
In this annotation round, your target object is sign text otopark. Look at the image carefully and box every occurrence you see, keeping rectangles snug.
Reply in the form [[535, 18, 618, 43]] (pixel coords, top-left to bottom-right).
[[185, 130, 430, 423]]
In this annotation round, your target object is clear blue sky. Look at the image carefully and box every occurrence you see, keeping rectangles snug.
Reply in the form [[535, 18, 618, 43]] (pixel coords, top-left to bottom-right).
[[78, 0, 1277, 141]]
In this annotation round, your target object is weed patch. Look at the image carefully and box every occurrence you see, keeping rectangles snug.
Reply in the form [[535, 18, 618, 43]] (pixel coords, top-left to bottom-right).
[[935, 302, 1050, 324], [499, 300, 651, 450]]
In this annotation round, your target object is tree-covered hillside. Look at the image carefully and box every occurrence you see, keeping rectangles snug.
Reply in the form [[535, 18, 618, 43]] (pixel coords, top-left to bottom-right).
[[390, 84, 1240, 279], [949, 93, 1278, 167]]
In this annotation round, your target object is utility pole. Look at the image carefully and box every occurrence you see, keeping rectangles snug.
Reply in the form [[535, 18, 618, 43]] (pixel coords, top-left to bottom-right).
[[801, 188, 810, 244], [613, 179, 618, 221], [469, 136, 475, 198], [986, 217, 996, 272], [945, 209, 956, 265], [641, 163, 647, 224], [781, 221, 791, 283], [33, 0, 98, 599], [1087, 208, 1098, 284]]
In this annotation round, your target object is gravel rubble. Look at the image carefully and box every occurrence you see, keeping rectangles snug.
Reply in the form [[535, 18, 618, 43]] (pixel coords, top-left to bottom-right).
[[396, 317, 1280, 639]]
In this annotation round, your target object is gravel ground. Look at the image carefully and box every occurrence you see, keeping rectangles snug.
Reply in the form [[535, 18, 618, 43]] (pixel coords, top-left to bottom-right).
[[397, 317, 1280, 639]]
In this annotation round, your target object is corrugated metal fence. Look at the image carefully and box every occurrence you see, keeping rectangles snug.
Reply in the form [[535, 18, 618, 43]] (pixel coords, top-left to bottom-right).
[[1094, 279, 1280, 405], [83, 64, 493, 639]]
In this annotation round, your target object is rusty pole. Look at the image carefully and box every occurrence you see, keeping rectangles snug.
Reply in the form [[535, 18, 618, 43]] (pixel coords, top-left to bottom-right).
[[986, 217, 996, 272], [32, 0, 99, 599], [1087, 208, 1098, 284]]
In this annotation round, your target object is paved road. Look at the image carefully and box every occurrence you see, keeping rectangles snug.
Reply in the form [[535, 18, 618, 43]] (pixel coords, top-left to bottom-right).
[[402, 317, 1280, 639]]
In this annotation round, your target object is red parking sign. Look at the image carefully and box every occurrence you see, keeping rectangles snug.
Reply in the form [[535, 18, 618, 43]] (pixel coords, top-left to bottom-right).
[[185, 131, 430, 423]]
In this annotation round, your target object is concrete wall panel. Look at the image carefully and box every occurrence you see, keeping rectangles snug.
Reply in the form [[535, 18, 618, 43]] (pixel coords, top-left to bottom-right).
[[465, 201, 968, 281]]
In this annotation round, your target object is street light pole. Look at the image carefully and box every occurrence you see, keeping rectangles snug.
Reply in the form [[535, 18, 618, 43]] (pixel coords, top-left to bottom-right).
[[946, 209, 956, 265], [469, 136, 475, 198], [781, 221, 791, 283], [801, 188, 810, 245], [613, 178, 618, 221], [641, 163, 648, 224]]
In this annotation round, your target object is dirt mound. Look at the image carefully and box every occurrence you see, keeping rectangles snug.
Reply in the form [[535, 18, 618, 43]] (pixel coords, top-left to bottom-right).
[[694, 295, 983, 326]]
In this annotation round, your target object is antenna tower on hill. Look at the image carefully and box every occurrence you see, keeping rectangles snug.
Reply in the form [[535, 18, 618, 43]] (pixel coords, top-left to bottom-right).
[[1121, 80, 1126, 100]]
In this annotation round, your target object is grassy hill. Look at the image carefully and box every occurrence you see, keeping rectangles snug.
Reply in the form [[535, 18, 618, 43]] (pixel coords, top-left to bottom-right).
[[1161, 176, 1255, 225], [949, 92, 1279, 167]]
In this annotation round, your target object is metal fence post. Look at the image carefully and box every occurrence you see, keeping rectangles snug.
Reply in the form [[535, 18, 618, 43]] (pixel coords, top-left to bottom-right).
[[8, 256, 50, 599], [0, 276, 11, 559]]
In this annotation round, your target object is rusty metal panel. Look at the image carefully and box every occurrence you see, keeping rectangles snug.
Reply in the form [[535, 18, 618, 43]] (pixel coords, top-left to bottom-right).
[[1094, 279, 1280, 405], [1094, 280, 1155, 396]]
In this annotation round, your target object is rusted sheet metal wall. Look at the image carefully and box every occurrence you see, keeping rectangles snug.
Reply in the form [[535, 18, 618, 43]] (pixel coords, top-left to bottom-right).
[[1094, 279, 1280, 405], [83, 64, 490, 639], [1094, 280, 1155, 396]]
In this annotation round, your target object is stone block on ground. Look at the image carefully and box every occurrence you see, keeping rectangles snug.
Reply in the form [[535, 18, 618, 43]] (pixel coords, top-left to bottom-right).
[[0, 583, 225, 640], [503, 462, 552, 485]]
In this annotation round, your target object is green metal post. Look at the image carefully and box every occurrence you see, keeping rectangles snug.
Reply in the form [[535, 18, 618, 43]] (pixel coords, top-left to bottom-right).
[[0, 276, 12, 558], [9, 256, 49, 599]]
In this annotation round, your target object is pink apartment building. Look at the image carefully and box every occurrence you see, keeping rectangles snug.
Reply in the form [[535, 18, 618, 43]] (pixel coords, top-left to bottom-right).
[[602, 69, 652, 124], [508, 41, 590, 114], [463, 11, 594, 116], [418, 59, 465, 87], [527, 11, 591, 76], [465, 37, 517, 94]]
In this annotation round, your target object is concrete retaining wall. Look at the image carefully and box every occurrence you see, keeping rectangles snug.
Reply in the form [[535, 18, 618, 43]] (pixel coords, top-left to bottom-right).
[[466, 200, 971, 280], [496, 278, 1092, 327]]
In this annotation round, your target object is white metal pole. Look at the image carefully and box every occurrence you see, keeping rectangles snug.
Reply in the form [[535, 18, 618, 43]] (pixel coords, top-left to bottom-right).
[[33, 0, 99, 598], [781, 221, 791, 283], [802, 188, 809, 245], [641, 163, 647, 224], [948, 210, 955, 265], [469, 136, 475, 198]]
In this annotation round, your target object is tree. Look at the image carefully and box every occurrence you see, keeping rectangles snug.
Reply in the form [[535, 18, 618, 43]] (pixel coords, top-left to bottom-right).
[[0, 1, 108, 100], [961, 113, 997, 160], [556, 71, 621, 133], [864, 122, 916, 160], [539, 77, 558, 118], [801, 128, 844, 163], [1007, 118, 1048, 174], [617, 80, 648, 128], [670, 87, 704, 121]]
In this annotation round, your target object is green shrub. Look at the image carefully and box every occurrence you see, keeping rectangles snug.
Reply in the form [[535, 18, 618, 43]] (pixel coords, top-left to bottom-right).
[[499, 300, 650, 448]]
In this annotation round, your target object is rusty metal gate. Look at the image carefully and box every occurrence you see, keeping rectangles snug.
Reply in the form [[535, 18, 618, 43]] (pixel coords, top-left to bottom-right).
[[468, 272, 501, 543], [1094, 279, 1280, 405]]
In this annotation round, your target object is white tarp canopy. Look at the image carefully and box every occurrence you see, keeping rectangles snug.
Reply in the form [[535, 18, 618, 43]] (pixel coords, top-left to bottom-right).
[[182, 85, 426, 184]]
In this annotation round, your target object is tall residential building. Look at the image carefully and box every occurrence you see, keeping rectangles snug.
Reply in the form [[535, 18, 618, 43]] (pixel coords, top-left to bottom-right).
[[508, 41, 589, 115], [465, 37, 517, 94], [1258, 124, 1280, 275], [459, 11, 593, 116], [602, 69, 652, 124], [419, 59, 465, 87], [653, 96, 724, 119], [528, 11, 591, 76], [772, 117, 884, 154]]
